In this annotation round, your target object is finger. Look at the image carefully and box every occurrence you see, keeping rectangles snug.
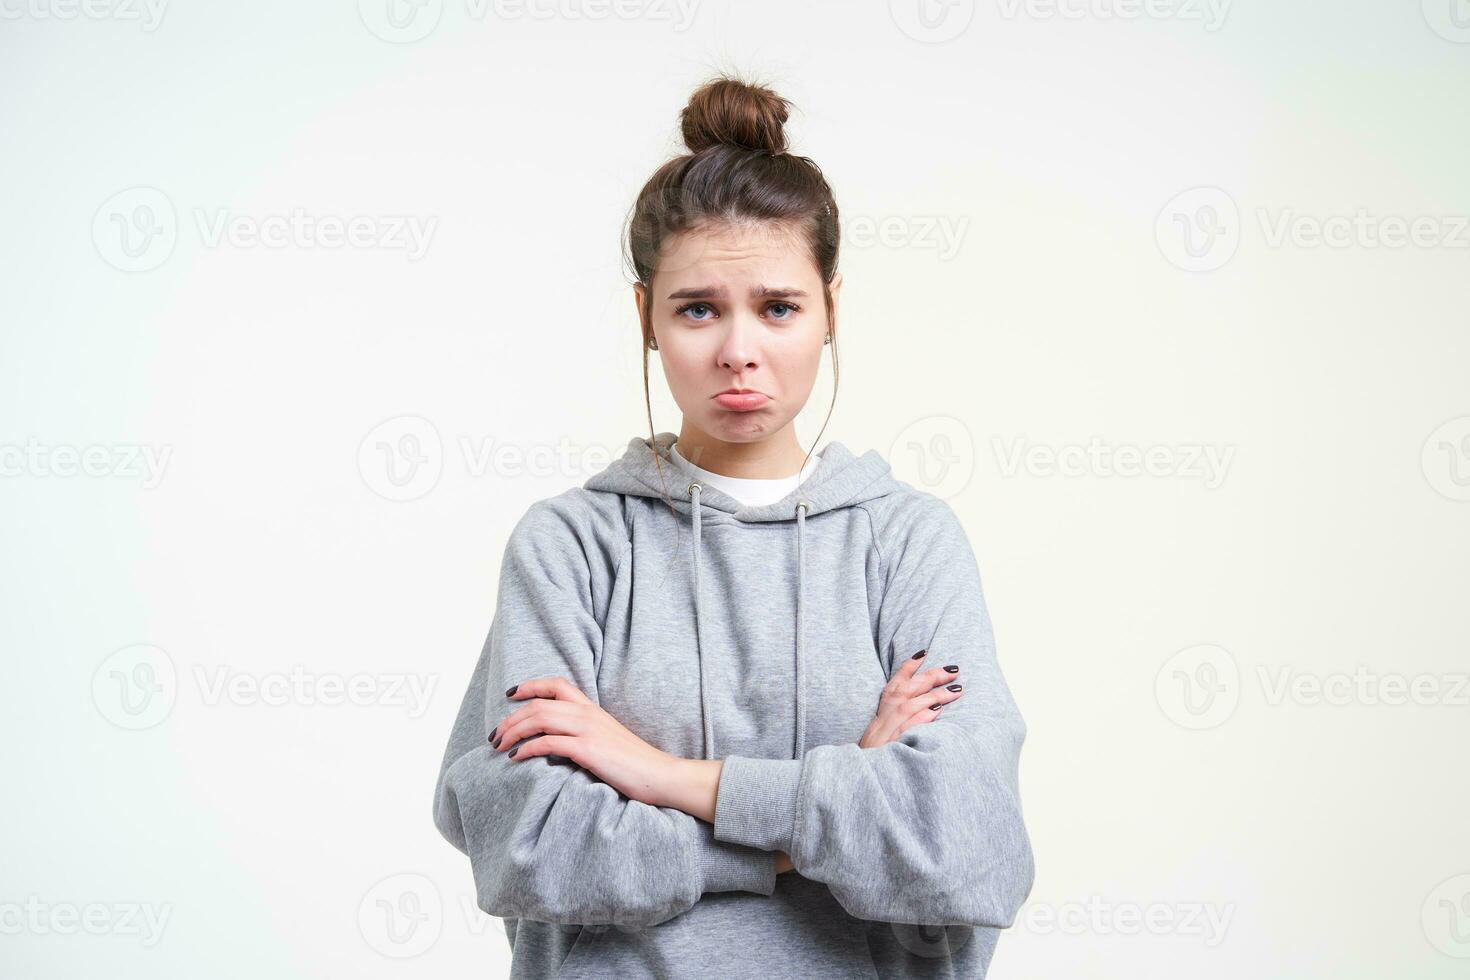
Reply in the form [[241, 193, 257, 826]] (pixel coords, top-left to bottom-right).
[[503, 676, 594, 705], [892, 701, 945, 738], [893, 684, 965, 737], [864, 681, 946, 743], [507, 733, 578, 763], [492, 699, 583, 753], [875, 682, 964, 744], [882, 649, 929, 700], [907, 664, 961, 695], [875, 660, 952, 718], [890, 649, 929, 685]]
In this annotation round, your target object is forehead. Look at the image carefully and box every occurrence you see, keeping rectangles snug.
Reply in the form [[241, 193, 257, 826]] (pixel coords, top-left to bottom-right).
[[655, 220, 818, 289]]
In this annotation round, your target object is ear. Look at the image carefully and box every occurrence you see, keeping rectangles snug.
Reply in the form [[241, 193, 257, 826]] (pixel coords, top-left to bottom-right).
[[632, 282, 650, 337], [828, 272, 843, 327]]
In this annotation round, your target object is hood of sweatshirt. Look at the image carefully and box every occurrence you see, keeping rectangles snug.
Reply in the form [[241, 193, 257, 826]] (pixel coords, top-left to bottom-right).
[[584, 431, 899, 762]]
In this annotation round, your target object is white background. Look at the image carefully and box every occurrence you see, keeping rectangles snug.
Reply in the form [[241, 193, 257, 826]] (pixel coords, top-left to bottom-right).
[[3, 0, 1468, 977]]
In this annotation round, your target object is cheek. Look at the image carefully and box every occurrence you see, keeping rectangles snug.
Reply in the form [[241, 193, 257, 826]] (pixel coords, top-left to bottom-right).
[[658, 346, 706, 396], [767, 341, 824, 391]]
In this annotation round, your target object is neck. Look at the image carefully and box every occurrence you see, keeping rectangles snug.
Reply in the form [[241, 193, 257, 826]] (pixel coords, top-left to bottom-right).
[[673, 422, 814, 479]]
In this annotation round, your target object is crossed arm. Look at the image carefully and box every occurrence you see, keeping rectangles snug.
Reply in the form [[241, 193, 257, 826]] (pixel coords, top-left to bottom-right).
[[433, 496, 1032, 929], [484, 650, 967, 874]]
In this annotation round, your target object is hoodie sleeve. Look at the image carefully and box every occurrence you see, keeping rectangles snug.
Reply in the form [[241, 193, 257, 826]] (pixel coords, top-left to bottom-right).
[[711, 494, 1035, 927], [433, 497, 778, 927]]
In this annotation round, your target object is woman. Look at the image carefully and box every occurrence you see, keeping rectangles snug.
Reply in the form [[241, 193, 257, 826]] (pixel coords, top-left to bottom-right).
[[433, 75, 1035, 979]]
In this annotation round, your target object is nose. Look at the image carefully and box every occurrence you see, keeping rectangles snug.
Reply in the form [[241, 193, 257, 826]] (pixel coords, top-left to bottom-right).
[[715, 311, 760, 373]]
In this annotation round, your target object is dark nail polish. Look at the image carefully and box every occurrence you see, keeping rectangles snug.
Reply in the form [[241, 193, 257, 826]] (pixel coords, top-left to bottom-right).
[[944, 665, 959, 673], [911, 650, 927, 660], [489, 727, 498, 742], [505, 685, 518, 697], [929, 703, 942, 711], [492, 735, 502, 749], [508, 746, 519, 758], [947, 684, 962, 692]]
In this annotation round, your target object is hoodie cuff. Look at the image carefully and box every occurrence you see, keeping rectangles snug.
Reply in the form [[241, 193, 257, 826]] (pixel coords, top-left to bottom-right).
[[713, 756, 803, 854], [697, 835, 778, 896]]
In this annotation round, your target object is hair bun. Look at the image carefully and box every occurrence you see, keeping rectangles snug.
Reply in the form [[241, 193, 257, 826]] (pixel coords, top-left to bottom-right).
[[680, 76, 791, 154]]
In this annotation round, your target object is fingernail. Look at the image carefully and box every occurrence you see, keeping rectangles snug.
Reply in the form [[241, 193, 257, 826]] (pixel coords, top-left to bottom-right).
[[947, 684, 962, 692], [492, 735, 502, 749], [508, 746, 519, 758], [489, 727, 498, 742], [911, 650, 927, 660], [943, 665, 959, 673], [505, 685, 518, 697], [928, 703, 942, 711]]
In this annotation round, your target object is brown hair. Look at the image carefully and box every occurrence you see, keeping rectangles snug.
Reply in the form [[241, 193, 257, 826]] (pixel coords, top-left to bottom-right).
[[623, 73, 842, 503]]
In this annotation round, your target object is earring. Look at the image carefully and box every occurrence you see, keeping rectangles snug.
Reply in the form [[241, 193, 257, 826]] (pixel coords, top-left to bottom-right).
[[823, 333, 832, 345], [648, 337, 659, 350]]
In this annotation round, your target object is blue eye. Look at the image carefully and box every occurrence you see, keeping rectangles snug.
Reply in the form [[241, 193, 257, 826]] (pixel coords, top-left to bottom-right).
[[676, 302, 716, 321], [767, 302, 800, 320]]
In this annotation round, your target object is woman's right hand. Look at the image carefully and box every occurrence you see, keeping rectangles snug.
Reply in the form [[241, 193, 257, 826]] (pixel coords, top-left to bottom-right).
[[857, 650, 963, 748], [772, 654, 961, 876]]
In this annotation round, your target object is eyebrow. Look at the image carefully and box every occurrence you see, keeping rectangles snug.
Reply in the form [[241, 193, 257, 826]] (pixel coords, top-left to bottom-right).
[[666, 285, 810, 300]]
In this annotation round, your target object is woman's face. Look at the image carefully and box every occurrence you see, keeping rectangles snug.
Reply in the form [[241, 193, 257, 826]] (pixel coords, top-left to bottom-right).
[[635, 220, 840, 444]]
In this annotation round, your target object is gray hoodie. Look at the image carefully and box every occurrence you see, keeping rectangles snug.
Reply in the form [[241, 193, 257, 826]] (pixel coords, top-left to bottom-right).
[[433, 431, 1034, 979]]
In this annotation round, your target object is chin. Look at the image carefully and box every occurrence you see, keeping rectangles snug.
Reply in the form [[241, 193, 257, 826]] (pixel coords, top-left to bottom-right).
[[706, 413, 778, 442]]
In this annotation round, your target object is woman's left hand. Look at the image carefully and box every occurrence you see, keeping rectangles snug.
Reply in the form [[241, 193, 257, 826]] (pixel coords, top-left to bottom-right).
[[489, 676, 680, 807]]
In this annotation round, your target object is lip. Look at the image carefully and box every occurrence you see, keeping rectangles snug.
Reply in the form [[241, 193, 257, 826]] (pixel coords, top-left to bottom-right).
[[712, 389, 769, 412]]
